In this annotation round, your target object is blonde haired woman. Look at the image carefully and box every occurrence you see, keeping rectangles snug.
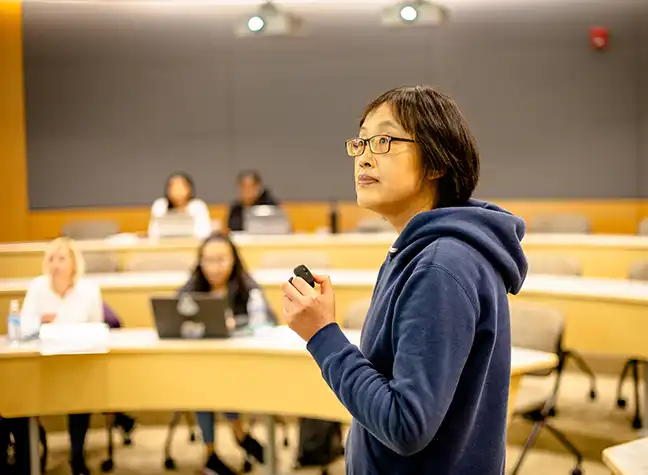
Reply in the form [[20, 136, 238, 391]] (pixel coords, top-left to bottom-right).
[[20, 237, 102, 475]]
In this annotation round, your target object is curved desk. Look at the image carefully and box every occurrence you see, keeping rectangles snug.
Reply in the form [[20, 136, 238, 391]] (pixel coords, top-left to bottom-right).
[[0, 233, 397, 279], [1, 270, 648, 357], [602, 437, 648, 475], [2, 232, 648, 279], [0, 328, 557, 475]]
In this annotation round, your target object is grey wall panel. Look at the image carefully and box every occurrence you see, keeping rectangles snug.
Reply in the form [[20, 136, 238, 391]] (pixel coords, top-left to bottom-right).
[[638, 0, 648, 197], [22, 0, 646, 208]]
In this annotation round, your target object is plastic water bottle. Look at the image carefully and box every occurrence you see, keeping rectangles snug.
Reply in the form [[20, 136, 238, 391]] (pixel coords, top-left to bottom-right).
[[7, 300, 21, 344], [247, 289, 268, 330]]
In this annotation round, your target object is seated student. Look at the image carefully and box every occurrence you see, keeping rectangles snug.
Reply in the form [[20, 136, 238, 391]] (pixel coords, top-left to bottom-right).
[[180, 232, 276, 475], [149, 172, 212, 239], [227, 170, 279, 232], [19, 237, 101, 475]]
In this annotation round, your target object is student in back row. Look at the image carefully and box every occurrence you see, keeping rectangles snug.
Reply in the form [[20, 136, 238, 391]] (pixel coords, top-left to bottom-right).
[[227, 170, 279, 232], [149, 172, 212, 239]]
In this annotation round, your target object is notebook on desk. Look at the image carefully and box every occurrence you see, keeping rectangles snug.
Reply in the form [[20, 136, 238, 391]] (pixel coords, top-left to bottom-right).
[[151, 294, 235, 339]]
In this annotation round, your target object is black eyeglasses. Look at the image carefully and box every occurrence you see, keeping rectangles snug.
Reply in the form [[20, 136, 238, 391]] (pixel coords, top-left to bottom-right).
[[345, 134, 415, 157]]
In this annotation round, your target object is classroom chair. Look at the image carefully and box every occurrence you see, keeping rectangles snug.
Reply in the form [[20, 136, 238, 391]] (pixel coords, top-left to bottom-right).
[[259, 251, 330, 270], [638, 218, 648, 235], [61, 220, 120, 240], [82, 252, 119, 273], [342, 299, 372, 330], [163, 412, 198, 470], [163, 413, 288, 472], [524, 255, 597, 401], [100, 303, 137, 472], [355, 218, 394, 233], [615, 261, 648, 430], [528, 214, 591, 234], [508, 301, 583, 475], [526, 254, 582, 277], [123, 253, 195, 272]]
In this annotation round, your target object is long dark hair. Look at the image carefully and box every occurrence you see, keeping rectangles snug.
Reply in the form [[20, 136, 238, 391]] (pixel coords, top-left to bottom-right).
[[165, 172, 196, 210], [181, 232, 253, 314]]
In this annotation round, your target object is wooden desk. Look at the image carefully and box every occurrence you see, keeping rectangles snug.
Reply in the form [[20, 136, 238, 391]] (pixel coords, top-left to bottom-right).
[[0, 234, 397, 279], [523, 233, 648, 279], [0, 328, 557, 475], [1, 269, 645, 438], [602, 437, 648, 475], [2, 232, 648, 279]]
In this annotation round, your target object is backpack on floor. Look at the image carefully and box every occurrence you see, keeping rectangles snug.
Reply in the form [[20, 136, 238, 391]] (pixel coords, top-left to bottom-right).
[[295, 418, 344, 472]]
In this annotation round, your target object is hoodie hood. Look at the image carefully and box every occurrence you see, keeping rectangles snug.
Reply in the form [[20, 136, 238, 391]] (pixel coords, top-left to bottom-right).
[[390, 199, 527, 294]]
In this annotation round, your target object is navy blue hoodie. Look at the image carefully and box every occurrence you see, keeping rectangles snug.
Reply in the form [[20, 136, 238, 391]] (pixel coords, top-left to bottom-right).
[[307, 200, 527, 474]]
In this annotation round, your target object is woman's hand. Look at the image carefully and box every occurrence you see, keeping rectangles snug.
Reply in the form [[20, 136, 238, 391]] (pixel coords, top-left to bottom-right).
[[226, 315, 236, 331], [41, 313, 56, 324], [281, 273, 336, 342]]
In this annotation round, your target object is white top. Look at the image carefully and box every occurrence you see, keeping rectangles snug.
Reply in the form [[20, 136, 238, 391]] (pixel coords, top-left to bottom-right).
[[19, 275, 104, 336], [148, 198, 212, 239]]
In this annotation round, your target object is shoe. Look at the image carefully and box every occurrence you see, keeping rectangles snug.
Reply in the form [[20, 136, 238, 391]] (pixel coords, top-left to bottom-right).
[[238, 434, 265, 464], [70, 457, 90, 475], [203, 453, 237, 475]]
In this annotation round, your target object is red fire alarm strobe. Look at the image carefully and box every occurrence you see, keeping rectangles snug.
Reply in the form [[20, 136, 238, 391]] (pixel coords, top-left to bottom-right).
[[590, 26, 609, 51]]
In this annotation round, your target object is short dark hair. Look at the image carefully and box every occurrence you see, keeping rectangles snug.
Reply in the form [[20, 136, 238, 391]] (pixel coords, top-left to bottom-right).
[[237, 170, 262, 185], [360, 85, 480, 208], [165, 172, 196, 210]]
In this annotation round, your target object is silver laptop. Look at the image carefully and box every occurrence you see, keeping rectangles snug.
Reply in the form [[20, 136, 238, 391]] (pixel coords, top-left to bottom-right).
[[152, 212, 196, 238], [151, 294, 233, 339], [243, 205, 291, 234]]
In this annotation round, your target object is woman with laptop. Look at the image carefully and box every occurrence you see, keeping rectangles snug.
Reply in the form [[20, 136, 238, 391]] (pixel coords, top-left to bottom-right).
[[148, 172, 212, 239], [179, 232, 276, 475]]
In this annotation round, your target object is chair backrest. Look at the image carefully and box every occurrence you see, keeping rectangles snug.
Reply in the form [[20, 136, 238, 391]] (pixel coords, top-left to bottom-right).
[[259, 251, 330, 270], [103, 302, 121, 329], [61, 220, 120, 240], [528, 214, 591, 234], [628, 260, 648, 281], [509, 301, 564, 357], [638, 218, 648, 236], [342, 298, 372, 330], [83, 252, 119, 273], [526, 254, 582, 276], [355, 218, 393, 233], [124, 253, 195, 272]]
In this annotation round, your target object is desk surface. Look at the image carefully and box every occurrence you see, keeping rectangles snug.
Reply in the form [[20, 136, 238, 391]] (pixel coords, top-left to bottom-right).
[[0, 328, 556, 421], [2, 270, 648, 305], [2, 232, 648, 253], [0, 327, 556, 376], [602, 437, 648, 475], [0, 233, 399, 254]]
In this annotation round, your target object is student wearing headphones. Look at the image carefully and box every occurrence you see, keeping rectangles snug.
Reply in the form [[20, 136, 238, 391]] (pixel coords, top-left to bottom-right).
[[149, 172, 212, 239]]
